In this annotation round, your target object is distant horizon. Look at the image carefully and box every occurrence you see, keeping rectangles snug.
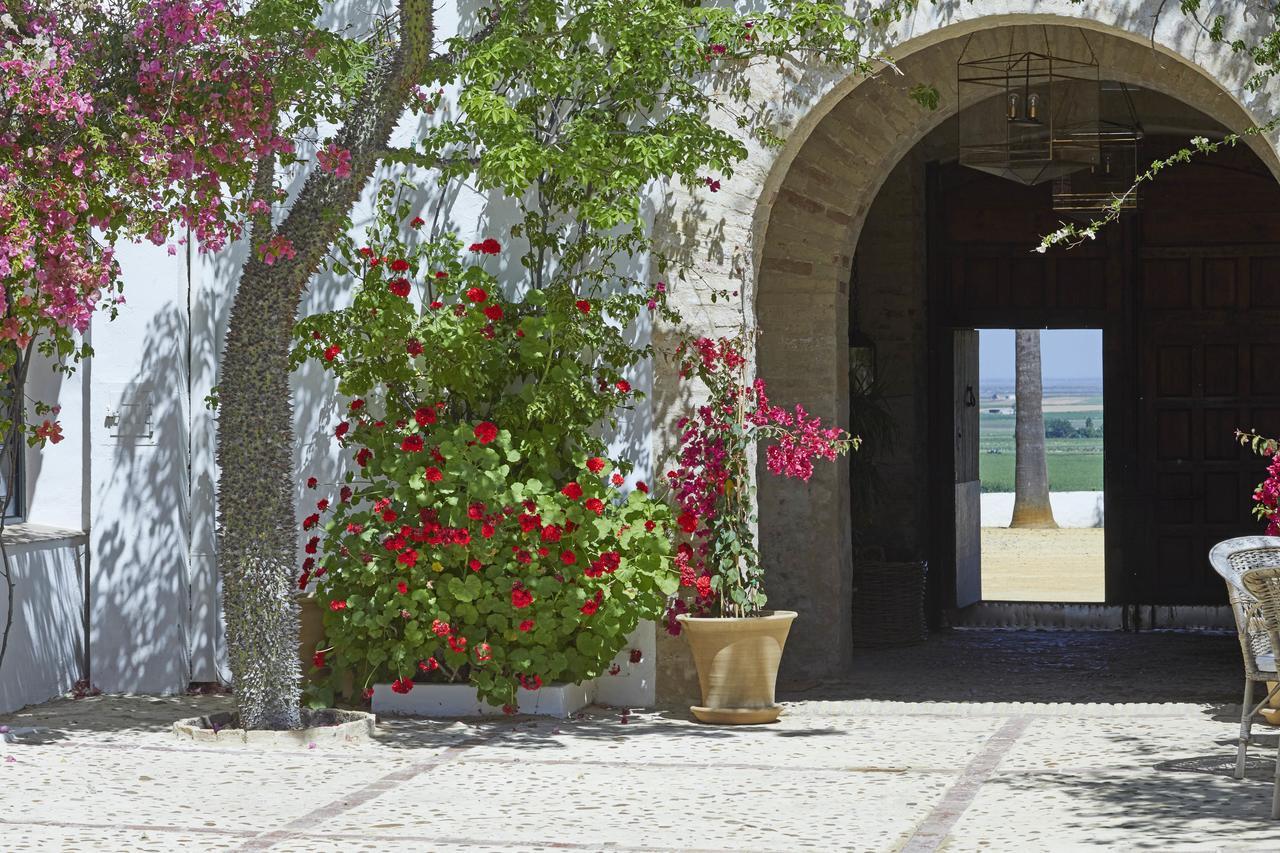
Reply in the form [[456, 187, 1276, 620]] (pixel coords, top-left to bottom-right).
[[978, 329, 1103, 382]]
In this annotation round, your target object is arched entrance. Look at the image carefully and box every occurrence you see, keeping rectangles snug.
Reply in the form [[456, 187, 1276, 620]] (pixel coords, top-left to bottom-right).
[[654, 10, 1280, 690]]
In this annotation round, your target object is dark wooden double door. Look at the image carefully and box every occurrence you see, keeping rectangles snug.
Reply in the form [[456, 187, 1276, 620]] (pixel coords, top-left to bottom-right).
[[930, 144, 1280, 609]]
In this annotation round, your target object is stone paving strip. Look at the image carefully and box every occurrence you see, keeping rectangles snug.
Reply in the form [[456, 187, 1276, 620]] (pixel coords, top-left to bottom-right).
[[3, 694, 1280, 851]]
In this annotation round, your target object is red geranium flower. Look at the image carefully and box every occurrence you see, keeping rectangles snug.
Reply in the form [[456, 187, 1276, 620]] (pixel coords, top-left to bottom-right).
[[474, 421, 498, 444], [561, 482, 583, 500], [611, 473, 624, 486], [335, 421, 350, 439], [414, 407, 436, 426], [483, 304, 504, 322], [391, 677, 414, 694], [448, 635, 467, 653], [468, 502, 487, 520], [585, 498, 604, 515], [410, 217, 425, 228], [636, 481, 649, 494], [355, 448, 373, 467], [313, 651, 326, 668], [629, 648, 643, 664], [397, 581, 409, 595], [401, 435, 424, 453], [323, 344, 341, 362], [431, 619, 450, 637], [575, 299, 591, 314], [586, 457, 606, 474], [518, 619, 534, 632], [425, 466, 443, 482], [306, 476, 318, 488], [677, 512, 698, 533], [389, 278, 411, 298], [419, 657, 439, 672], [390, 259, 410, 273], [616, 380, 631, 394], [329, 599, 347, 611], [465, 287, 488, 303], [398, 550, 418, 566], [560, 550, 577, 565], [406, 339, 424, 356], [580, 598, 599, 615], [511, 586, 534, 609], [302, 513, 320, 529]]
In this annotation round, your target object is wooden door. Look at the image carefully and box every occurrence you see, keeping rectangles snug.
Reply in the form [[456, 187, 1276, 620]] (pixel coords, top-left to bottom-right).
[[954, 330, 982, 607], [1134, 251, 1280, 603]]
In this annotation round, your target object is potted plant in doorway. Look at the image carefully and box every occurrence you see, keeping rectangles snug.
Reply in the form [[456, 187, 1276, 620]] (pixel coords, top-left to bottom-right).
[[666, 335, 857, 724]]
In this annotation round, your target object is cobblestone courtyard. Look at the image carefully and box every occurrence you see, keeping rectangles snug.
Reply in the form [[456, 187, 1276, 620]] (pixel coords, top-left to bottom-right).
[[3, 630, 1280, 851]]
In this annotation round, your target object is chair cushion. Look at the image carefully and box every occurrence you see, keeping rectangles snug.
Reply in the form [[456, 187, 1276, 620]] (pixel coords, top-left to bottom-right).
[[1256, 653, 1277, 673]]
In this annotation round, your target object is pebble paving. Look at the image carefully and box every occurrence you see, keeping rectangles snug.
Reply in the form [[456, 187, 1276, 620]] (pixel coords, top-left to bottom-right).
[[2, 630, 1280, 851]]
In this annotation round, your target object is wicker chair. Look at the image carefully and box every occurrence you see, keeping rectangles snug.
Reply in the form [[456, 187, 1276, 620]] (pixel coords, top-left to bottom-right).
[[1209, 536, 1280, 816]]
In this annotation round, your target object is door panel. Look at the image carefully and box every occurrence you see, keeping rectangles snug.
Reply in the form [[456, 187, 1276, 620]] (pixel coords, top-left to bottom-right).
[[954, 330, 981, 608]]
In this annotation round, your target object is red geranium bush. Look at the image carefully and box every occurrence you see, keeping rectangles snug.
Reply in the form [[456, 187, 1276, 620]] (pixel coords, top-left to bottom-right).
[[292, 189, 675, 710]]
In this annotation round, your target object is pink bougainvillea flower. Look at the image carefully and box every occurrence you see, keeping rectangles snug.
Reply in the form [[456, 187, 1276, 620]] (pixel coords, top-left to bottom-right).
[[316, 144, 353, 178]]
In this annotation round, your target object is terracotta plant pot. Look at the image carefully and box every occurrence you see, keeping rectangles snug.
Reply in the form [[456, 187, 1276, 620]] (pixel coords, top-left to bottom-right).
[[677, 610, 797, 724]]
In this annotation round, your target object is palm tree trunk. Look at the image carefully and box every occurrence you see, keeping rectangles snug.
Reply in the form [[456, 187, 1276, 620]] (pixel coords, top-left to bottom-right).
[[1010, 329, 1057, 529]]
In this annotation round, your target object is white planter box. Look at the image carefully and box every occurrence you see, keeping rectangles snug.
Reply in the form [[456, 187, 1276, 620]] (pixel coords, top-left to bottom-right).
[[372, 681, 595, 718]]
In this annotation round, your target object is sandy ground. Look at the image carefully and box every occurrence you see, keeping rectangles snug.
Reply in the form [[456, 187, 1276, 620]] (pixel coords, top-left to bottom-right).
[[981, 527, 1105, 602]]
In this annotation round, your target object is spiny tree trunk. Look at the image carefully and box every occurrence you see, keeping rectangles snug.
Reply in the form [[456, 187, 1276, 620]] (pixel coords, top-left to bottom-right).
[[216, 0, 433, 730], [1010, 329, 1057, 529]]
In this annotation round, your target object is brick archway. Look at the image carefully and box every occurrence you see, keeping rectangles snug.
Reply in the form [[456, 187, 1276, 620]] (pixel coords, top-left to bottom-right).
[[654, 4, 1280, 690]]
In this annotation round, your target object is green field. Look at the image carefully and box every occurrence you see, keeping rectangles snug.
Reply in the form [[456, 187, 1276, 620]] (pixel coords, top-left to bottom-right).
[[978, 405, 1104, 493]]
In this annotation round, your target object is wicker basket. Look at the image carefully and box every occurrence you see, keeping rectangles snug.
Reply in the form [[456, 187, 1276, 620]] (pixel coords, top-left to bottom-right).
[[851, 559, 928, 648]]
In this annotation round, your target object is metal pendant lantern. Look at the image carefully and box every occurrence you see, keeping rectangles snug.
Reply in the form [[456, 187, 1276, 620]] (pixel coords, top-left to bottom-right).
[[957, 27, 1101, 185], [1052, 82, 1144, 215]]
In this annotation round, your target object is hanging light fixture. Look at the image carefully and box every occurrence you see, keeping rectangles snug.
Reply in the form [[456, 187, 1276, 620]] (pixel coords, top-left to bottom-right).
[[957, 27, 1101, 185], [1051, 82, 1144, 215]]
